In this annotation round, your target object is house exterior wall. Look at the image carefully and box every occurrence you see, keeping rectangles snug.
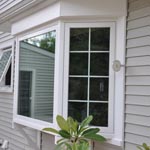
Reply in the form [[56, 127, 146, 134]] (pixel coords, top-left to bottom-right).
[[0, 0, 150, 150], [125, 0, 150, 149], [0, 33, 38, 150]]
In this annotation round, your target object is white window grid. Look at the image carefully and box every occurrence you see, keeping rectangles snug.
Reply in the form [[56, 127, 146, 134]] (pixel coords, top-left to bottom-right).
[[68, 28, 109, 117], [63, 22, 115, 134]]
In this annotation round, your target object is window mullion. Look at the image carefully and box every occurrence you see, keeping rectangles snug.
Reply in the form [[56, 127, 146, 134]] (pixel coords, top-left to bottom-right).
[[87, 28, 91, 117]]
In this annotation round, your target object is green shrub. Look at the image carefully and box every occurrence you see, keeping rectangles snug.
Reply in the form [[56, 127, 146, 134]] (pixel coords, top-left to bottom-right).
[[137, 143, 150, 150], [43, 115, 106, 150]]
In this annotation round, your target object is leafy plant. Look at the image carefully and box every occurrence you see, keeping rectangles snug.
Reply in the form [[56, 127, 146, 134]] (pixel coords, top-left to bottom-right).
[[43, 115, 106, 150], [137, 143, 150, 150]]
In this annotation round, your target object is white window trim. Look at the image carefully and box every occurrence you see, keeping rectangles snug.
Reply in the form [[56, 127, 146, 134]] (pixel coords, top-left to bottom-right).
[[12, 17, 126, 147], [61, 18, 126, 147], [63, 22, 115, 134], [0, 42, 14, 93], [13, 25, 59, 131]]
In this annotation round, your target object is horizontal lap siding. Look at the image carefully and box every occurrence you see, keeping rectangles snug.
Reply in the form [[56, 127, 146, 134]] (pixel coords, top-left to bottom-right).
[[20, 42, 54, 122], [0, 93, 37, 150], [125, 0, 150, 149], [0, 34, 38, 150]]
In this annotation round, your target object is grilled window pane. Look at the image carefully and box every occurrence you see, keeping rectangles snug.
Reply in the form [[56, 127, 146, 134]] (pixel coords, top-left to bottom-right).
[[70, 28, 89, 51]]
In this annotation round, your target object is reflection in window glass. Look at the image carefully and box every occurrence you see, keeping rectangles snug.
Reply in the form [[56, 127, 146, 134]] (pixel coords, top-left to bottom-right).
[[90, 78, 108, 101], [68, 102, 87, 122], [90, 53, 109, 76], [69, 77, 88, 100], [18, 30, 56, 123], [91, 28, 110, 51], [69, 53, 88, 75], [89, 103, 108, 126], [70, 28, 89, 51], [68, 27, 110, 127]]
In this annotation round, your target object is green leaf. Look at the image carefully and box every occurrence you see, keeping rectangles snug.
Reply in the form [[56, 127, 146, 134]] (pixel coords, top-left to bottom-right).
[[80, 116, 93, 129], [84, 134, 106, 142], [78, 143, 89, 150], [142, 143, 150, 150], [137, 146, 144, 150], [55, 142, 66, 150], [65, 143, 72, 150], [57, 138, 68, 144], [59, 130, 71, 139], [72, 143, 78, 150], [43, 128, 59, 134], [56, 115, 69, 131], [81, 128, 100, 136], [67, 117, 78, 133]]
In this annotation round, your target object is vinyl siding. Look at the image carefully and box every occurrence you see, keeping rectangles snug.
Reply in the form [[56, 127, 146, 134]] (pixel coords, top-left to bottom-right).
[[20, 42, 54, 122], [0, 33, 38, 150], [125, 0, 150, 149]]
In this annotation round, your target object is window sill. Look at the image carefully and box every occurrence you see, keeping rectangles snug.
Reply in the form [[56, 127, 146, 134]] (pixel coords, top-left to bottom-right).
[[13, 116, 123, 147], [13, 115, 54, 131]]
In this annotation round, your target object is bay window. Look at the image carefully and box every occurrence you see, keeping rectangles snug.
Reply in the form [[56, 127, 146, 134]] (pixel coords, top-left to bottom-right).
[[14, 21, 125, 145]]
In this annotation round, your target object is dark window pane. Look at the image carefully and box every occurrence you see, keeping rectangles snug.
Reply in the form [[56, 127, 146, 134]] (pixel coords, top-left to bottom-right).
[[89, 103, 108, 126], [90, 53, 109, 76], [18, 71, 32, 117], [90, 78, 108, 101], [5, 64, 11, 85], [68, 102, 87, 122], [91, 28, 110, 51], [69, 77, 87, 100], [69, 53, 88, 75], [70, 28, 89, 51]]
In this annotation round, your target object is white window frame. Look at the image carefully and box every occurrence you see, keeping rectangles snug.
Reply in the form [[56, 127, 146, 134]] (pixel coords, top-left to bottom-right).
[[13, 25, 59, 131], [12, 18, 126, 146], [0, 42, 14, 93], [63, 22, 115, 134]]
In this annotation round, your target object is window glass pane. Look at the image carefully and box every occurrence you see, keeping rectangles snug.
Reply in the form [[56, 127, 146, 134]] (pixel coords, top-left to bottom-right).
[[90, 78, 108, 101], [68, 102, 87, 122], [91, 28, 110, 51], [70, 28, 89, 51], [69, 77, 88, 100], [5, 64, 11, 86], [18, 71, 32, 117], [90, 53, 109, 76], [24, 32, 55, 53], [69, 53, 88, 75], [68, 27, 111, 127], [18, 30, 56, 123], [89, 103, 108, 126], [0, 50, 12, 80]]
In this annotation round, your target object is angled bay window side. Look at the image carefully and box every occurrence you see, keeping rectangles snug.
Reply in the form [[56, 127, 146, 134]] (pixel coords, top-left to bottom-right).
[[63, 22, 116, 135], [13, 26, 58, 130], [0, 46, 13, 92]]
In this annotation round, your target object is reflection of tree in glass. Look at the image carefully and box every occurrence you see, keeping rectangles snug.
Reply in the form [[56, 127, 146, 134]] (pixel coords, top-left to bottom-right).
[[89, 103, 108, 127], [24, 31, 56, 53]]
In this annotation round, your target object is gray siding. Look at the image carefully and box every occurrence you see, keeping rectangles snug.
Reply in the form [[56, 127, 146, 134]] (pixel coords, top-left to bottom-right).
[[0, 33, 38, 150], [125, 0, 150, 149], [20, 42, 54, 122]]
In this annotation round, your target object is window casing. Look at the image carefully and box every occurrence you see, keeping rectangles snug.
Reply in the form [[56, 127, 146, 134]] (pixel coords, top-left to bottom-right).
[[63, 23, 115, 133]]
